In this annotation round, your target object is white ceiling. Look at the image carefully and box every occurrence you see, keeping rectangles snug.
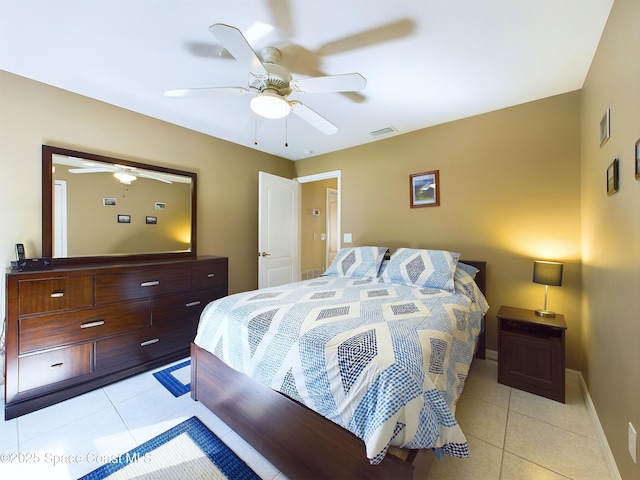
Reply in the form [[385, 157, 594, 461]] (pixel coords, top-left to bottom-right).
[[0, 1, 613, 161]]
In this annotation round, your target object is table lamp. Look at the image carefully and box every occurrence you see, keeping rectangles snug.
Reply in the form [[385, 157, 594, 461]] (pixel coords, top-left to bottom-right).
[[532, 260, 563, 317]]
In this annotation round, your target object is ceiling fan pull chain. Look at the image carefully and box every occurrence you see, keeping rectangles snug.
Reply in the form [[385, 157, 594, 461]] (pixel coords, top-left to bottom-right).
[[285, 115, 288, 147], [254, 115, 258, 145]]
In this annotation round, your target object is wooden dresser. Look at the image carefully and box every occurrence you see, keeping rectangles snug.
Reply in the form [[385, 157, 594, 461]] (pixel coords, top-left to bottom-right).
[[4, 256, 228, 419]]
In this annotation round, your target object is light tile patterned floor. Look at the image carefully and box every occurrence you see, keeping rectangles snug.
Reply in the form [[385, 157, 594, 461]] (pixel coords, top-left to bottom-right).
[[427, 359, 612, 480], [0, 358, 612, 479]]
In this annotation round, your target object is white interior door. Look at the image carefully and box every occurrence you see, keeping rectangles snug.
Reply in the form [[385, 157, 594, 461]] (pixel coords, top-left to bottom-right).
[[258, 172, 300, 288]]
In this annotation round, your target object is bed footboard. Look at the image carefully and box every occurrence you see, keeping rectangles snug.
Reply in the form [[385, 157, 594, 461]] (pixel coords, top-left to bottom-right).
[[190, 343, 431, 480]]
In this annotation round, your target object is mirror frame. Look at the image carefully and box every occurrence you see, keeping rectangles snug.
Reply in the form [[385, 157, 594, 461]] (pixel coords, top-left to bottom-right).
[[42, 145, 197, 265]]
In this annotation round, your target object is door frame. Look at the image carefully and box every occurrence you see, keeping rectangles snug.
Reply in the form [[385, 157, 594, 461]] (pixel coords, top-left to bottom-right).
[[325, 187, 338, 270]]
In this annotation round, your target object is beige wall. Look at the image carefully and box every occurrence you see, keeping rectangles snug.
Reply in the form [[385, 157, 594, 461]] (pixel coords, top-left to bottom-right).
[[0, 70, 295, 307], [580, 0, 640, 478], [295, 91, 583, 370]]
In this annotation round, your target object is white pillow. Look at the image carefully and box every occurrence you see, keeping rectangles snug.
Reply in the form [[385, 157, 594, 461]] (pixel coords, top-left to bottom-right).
[[381, 248, 460, 292], [324, 246, 388, 278]]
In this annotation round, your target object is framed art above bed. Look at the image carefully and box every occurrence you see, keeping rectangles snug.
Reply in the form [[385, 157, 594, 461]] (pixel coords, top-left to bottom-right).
[[410, 170, 440, 208], [191, 249, 488, 479]]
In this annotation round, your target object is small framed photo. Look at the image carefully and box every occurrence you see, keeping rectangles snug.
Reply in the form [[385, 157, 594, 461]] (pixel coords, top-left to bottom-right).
[[155, 202, 166, 211], [117, 214, 131, 223], [410, 170, 440, 208], [600, 108, 610, 147], [145, 216, 157, 224], [103, 197, 117, 207], [607, 159, 619, 196], [635, 138, 640, 180]]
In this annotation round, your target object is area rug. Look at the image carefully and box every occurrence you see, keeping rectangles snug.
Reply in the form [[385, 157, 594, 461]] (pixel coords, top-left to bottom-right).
[[79, 416, 260, 480], [153, 359, 191, 397]]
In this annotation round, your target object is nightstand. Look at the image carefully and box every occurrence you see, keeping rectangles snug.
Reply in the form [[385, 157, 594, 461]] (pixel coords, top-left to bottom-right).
[[496, 305, 567, 403]]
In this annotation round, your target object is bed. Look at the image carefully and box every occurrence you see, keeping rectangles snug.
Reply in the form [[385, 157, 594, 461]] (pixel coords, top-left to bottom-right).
[[190, 247, 489, 479]]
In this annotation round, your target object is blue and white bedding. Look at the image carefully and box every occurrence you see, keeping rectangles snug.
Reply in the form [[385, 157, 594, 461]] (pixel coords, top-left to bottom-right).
[[194, 247, 489, 464]]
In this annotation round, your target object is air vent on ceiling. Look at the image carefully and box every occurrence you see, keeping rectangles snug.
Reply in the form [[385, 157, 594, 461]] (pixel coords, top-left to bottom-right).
[[369, 126, 398, 138]]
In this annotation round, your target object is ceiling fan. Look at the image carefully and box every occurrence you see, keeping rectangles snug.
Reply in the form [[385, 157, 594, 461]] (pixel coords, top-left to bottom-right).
[[164, 23, 367, 135], [68, 164, 179, 185]]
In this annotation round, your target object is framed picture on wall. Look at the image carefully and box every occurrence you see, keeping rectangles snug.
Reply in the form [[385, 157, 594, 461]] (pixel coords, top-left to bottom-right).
[[600, 108, 610, 147], [635, 138, 640, 180], [117, 214, 131, 223], [607, 159, 619, 196], [410, 170, 440, 208]]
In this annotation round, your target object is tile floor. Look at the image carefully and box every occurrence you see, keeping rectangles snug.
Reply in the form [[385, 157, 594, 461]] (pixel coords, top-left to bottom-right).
[[0, 358, 613, 480]]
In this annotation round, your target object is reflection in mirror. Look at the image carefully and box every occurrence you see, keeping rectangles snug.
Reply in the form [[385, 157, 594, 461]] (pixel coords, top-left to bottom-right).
[[42, 145, 197, 262]]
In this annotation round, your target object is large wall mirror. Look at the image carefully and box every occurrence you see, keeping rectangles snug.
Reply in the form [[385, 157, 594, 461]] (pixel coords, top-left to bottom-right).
[[42, 145, 197, 263]]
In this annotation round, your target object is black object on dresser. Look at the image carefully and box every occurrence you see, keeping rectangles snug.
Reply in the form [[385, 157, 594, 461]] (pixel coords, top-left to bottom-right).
[[497, 305, 567, 403], [4, 256, 228, 420]]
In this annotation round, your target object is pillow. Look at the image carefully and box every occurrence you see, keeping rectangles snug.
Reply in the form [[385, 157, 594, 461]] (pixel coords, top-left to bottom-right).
[[381, 248, 460, 292], [323, 246, 388, 278], [454, 266, 490, 314], [456, 262, 479, 279]]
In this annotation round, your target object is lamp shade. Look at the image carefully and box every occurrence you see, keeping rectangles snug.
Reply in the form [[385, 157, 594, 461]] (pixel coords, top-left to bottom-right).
[[532, 261, 563, 286]]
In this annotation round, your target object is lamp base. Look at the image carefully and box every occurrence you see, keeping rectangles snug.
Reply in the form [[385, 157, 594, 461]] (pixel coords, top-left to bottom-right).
[[535, 309, 556, 318]]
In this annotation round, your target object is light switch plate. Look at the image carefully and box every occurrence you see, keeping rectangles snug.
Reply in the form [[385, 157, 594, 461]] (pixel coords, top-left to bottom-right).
[[344, 233, 352, 243]]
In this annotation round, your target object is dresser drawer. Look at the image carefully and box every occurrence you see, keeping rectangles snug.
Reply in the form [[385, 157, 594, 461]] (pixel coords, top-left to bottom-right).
[[18, 276, 92, 316], [95, 326, 192, 372], [19, 301, 149, 353], [95, 267, 191, 304], [151, 289, 225, 328], [18, 344, 91, 392], [192, 261, 228, 290]]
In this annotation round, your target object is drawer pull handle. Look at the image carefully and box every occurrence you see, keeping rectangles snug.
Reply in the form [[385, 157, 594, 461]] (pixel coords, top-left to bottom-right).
[[185, 301, 201, 307], [140, 280, 160, 287], [51, 362, 64, 368], [207, 273, 216, 278], [81, 320, 105, 329], [50, 292, 64, 298], [140, 338, 159, 347]]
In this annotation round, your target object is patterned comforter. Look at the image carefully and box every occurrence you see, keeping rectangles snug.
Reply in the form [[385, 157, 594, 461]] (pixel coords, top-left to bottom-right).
[[194, 271, 488, 464]]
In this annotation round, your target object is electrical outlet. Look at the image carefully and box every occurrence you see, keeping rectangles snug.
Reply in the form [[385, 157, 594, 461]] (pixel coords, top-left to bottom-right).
[[629, 422, 637, 464]]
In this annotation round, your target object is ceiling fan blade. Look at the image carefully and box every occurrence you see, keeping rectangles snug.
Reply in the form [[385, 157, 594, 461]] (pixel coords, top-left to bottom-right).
[[316, 19, 416, 56], [209, 23, 268, 76], [68, 167, 115, 174], [289, 101, 338, 135], [164, 87, 248, 98], [137, 172, 172, 184], [242, 21, 277, 46], [267, 0, 294, 38], [291, 73, 366, 94]]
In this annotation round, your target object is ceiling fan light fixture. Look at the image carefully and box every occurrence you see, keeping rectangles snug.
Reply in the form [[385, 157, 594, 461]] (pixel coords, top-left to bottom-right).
[[114, 172, 137, 184], [250, 90, 290, 119]]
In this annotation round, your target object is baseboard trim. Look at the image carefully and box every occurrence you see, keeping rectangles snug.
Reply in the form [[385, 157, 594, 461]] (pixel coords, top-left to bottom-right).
[[572, 369, 622, 480], [485, 348, 498, 361]]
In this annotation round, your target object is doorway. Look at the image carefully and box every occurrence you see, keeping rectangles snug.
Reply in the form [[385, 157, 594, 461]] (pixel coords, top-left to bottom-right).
[[297, 171, 341, 280], [326, 187, 338, 268]]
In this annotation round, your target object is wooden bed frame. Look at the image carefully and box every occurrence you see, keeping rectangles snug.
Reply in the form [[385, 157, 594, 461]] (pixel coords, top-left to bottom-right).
[[190, 261, 486, 479]]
